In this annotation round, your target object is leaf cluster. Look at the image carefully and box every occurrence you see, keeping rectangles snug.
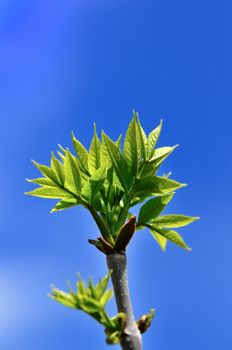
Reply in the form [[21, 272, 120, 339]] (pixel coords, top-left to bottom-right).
[[26, 112, 198, 251], [50, 271, 126, 344]]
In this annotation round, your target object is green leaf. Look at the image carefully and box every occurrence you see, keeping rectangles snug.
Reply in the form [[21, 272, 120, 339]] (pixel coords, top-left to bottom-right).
[[77, 276, 86, 295], [64, 151, 82, 197], [146, 119, 163, 159], [151, 214, 199, 228], [50, 288, 76, 309], [135, 175, 186, 197], [100, 289, 113, 308], [25, 186, 72, 199], [149, 145, 178, 168], [81, 296, 100, 313], [138, 193, 174, 223], [51, 198, 81, 213], [32, 160, 60, 185], [95, 271, 111, 299], [136, 113, 147, 160], [102, 131, 132, 192], [123, 115, 141, 175], [82, 166, 107, 203], [150, 226, 191, 250], [88, 123, 101, 174], [26, 177, 57, 187], [149, 230, 167, 251], [72, 132, 89, 173], [115, 134, 122, 148], [51, 152, 64, 185]]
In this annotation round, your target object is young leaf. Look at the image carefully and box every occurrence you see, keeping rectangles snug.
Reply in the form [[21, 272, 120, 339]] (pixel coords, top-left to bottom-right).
[[32, 160, 60, 185], [123, 115, 141, 175], [149, 230, 167, 251], [80, 296, 100, 314], [64, 151, 82, 197], [51, 152, 64, 185], [95, 271, 112, 299], [150, 214, 199, 228], [25, 186, 72, 199], [26, 177, 57, 187], [135, 176, 186, 197], [102, 131, 132, 192], [72, 132, 89, 173], [50, 288, 76, 309], [82, 166, 107, 203], [149, 145, 178, 168], [150, 226, 191, 250], [51, 198, 81, 213], [137, 308, 155, 334], [146, 119, 162, 159], [136, 114, 147, 161], [77, 276, 86, 295], [88, 124, 101, 174], [100, 289, 113, 308], [138, 193, 174, 223]]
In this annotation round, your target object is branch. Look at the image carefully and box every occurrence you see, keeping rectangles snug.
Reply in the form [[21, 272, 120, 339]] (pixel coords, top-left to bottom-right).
[[107, 252, 142, 350]]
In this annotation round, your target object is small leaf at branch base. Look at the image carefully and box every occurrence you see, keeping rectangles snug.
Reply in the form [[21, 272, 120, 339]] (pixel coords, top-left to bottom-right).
[[137, 308, 155, 334]]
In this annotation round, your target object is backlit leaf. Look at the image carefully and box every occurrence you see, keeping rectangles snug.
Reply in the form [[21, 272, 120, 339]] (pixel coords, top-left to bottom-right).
[[100, 289, 113, 308], [25, 186, 71, 199], [89, 124, 101, 174], [138, 193, 174, 223], [32, 160, 59, 185], [95, 270, 112, 299], [135, 176, 186, 197], [149, 229, 167, 251], [146, 119, 162, 159], [26, 177, 57, 187], [123, 115, 140, 175], [51, 198, 81, 213], [72, 132, 89, 173], [64, 151, 82, 196], [102, 131, 132, 192], [136, 113, 147, 160], [150, 226, 191, 250], [151, 214, 199, 228], [51, 152, 64, 185], [149, 145, 178, 168], [82, 166, 107, 203]]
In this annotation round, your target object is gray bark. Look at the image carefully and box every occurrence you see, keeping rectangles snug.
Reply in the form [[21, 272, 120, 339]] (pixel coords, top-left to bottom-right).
[[107, 252, 142, 350]]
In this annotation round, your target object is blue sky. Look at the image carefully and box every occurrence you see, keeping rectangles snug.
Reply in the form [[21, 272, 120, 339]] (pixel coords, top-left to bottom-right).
[[0, 0, 231, 349]]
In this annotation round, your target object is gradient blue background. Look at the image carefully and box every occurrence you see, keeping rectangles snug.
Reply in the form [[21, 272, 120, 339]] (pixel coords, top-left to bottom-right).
[[0, 1, 231, 349]]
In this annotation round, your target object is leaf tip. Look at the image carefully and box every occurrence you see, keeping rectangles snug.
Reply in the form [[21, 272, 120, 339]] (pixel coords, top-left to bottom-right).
[[180, 183, 187, 188]]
